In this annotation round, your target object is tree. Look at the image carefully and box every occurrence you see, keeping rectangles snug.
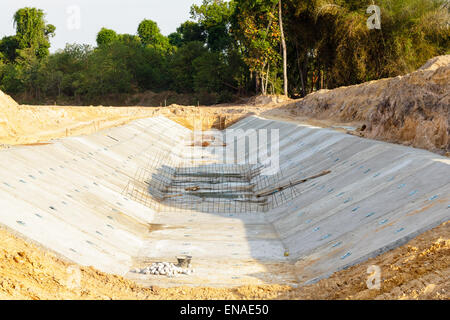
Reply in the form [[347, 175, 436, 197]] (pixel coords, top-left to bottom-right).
[[137, 19, 173, 53], [78, 42, 134, 97], [0, 63, 24, 94], [170, 41, 209, 92], [279, 0, 288, 96], [44, 44, 92, 97], [232, 0, 281, 95], [138, 19, 162, 46], [96, 28, 119, 46], [168, 32, 183, 47], [171, 21, 206, 47], [13, 8, 55, 60], [0, 36, 20, 63], [118, 34, 141, 46], [191, 0, 235, 52], [1, 2, 448, 105]]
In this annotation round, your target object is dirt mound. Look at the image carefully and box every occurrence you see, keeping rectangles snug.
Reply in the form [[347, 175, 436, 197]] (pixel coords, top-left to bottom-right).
[[0, 95, 271, 146], [0, 91, 19, 142], [0, 89, 155, 145], [0, 90, 18, 108], [419, 55, 450, 71], [284, 55, 450, 154], [248, 95, 291, 105], [0, 221, 447, 300]]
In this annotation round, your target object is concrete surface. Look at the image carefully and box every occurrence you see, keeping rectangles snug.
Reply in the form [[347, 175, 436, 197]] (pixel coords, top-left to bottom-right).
[[0, 115, 448, 287]]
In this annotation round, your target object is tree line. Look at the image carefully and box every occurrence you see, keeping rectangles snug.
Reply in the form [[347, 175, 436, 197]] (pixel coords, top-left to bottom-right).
[[0, 1, 448, 105]]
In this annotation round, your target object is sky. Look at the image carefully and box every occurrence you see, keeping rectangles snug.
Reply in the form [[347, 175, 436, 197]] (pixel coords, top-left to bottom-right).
[[0, 0, 203, 52]]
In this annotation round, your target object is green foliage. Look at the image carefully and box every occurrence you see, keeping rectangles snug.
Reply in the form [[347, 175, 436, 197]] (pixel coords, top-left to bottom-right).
[[191, 0, 235, 51], [193, 51, 239, 94], [127, 44, 170, 91], [0, 36, 20, 63], [169, 21, 206, 47], [281, 0, 450, 95], [44, 44, 92, 97], [13, 7, 55, 60], [168, 32, 183, 47], [0, 3, 448, 104], [189, 1, 249, 94], [118, 34, 142, 46], [137, 19, 174, 53], [378, 0, 450, 74], [232, 0, 281, 93], [170, 41, 209, 93], [193, 52, 225, 92], [0, 63, 24, 94], [96, 28, 119, 47], [138, 19, 163, 45], [79, 43, 134, 96], [0, 7, 55, 99]]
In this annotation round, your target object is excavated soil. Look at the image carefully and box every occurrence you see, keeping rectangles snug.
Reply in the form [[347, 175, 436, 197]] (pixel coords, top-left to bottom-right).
[[0, 96, 270, 146], [0, 221, 447, 300], [277, 55, 450, 154]]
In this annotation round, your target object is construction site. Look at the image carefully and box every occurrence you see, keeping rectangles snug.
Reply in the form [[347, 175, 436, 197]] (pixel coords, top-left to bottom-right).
[[0, 55, 448, 300]]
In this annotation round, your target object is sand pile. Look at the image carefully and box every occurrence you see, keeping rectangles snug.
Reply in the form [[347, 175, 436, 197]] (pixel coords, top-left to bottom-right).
[[286, 55, 450, 153], [0, 90, 18, 142], [0, 101, 157, 145], [0, 89, 266, 146]]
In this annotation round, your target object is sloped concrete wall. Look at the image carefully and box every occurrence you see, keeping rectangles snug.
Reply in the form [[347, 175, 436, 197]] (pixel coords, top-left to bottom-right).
[[230, 116, 450, 284], [0, 116, 190, 275]]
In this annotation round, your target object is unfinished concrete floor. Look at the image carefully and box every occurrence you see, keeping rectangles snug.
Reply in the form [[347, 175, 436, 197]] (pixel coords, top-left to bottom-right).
[[0, 116, 448, 288]]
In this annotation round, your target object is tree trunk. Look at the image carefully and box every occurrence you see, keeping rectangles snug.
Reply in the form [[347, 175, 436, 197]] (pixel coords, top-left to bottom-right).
[[300, 71, 305, 97], [265, 63, 270, 94], [279, 0, 288, 96], [296, 44, 306, 97], [321, 70, 324, 90], [255, 72, 260, 94], [260, 71, 265, 95]]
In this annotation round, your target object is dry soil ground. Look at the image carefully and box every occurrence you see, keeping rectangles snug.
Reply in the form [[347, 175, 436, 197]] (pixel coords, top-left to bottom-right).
[[0, 222, 447, 300]]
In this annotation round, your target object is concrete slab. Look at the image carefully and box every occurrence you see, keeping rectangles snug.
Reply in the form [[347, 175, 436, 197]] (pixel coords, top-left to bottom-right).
[[0, 115, 448, 287]]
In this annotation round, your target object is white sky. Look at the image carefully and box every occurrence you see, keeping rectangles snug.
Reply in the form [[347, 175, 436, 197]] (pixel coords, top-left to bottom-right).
[[0, 0, 203, 52]]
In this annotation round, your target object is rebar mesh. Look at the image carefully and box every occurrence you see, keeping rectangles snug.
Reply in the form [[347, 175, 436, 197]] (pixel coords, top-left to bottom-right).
[[121, 123, 308, 213], [122, 146, 303, 213]]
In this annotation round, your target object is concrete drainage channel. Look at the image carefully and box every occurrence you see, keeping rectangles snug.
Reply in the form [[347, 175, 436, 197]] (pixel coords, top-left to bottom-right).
[[0, 115, 449, 288]]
